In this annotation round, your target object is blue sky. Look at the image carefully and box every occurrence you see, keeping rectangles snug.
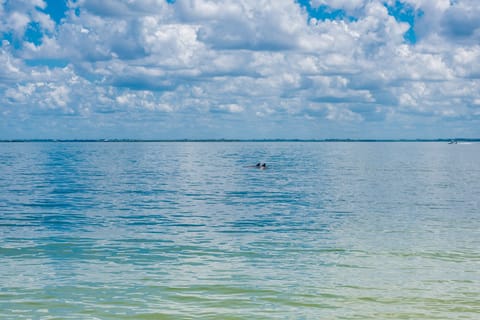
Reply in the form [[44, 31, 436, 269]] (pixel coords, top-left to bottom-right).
[[1, 0, 479, 139]]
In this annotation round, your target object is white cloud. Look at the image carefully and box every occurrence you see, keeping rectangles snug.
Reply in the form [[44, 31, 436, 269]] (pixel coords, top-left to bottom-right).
[[173, 0, 306, 51], [325, 104, 364, 122], [5, 11, 31, 35], [310, 0, 366, 13], [218, 103, 244, 113], [0, 0, 55, 38], [1, 0, 480, 139]]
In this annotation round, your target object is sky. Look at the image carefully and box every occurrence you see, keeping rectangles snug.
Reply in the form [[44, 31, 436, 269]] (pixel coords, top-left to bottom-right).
[[1, 0, 479, 139]]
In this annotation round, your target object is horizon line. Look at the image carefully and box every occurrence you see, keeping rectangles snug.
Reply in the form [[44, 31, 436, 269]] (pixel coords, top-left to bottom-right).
[[1, 138, 479, 143]]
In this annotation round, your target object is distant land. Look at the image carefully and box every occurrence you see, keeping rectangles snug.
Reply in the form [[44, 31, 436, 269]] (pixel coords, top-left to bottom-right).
[[1, 139, 479, 143]]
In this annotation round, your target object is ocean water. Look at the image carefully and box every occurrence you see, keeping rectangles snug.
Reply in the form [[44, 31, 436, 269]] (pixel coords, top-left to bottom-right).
[[0, 142, 479, 319]]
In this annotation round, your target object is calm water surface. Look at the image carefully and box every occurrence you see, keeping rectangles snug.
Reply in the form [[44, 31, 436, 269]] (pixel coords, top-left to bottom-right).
[[0, 142, 479, 319]]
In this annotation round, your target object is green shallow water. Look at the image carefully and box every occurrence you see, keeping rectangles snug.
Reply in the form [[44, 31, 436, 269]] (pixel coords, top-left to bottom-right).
[[1, 142, 479, 319]]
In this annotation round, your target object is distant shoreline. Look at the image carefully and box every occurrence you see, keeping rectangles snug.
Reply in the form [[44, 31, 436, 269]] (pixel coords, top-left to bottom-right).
[[1, 139, 479, 143]]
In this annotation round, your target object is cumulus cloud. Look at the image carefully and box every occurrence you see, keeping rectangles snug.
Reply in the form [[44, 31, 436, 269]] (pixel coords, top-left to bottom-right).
[[440, 1, 480, 43], [0, 0, 479, 139], [0, 0, 55, 38], [175, 0, 306, 51], [310, 0, 365, 13]]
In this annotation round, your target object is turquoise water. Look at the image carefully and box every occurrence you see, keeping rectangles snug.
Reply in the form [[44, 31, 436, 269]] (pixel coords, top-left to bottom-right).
[[1, 142, 479, 319]]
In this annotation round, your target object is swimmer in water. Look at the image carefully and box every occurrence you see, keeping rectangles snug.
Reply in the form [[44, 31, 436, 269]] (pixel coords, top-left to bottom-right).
[[247, 162, 267, 169]]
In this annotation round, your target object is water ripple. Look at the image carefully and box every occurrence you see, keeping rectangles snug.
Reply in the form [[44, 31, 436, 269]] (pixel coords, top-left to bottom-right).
[[1, 142, 479, 319]]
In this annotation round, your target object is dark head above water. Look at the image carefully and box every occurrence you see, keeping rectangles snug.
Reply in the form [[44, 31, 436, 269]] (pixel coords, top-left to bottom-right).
[[251, 162, 267, 169]]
